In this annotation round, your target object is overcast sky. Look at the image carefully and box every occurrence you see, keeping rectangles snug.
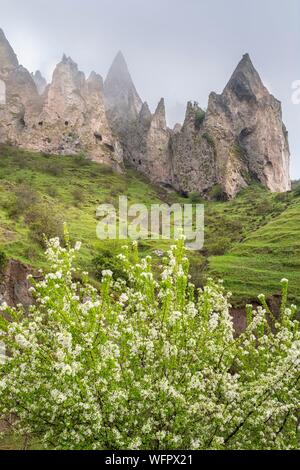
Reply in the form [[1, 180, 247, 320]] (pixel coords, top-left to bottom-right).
[[1, 0, 299, 177]]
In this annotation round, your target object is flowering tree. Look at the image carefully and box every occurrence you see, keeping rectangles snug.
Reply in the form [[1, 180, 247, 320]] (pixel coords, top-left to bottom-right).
[[0, 236, 299, 450]]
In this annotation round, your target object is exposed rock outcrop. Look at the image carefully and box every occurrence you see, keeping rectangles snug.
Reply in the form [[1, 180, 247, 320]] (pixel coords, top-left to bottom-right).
[[0, 30, 123, 169], [32, 70, 47, 95], [104, 51, 142, 158], [202, 54, 291, 197], [171, 102, 216, 195], [0, 28, 291, 196], [26, 55, 123, 167], [0, 28, 18, 70], [0, 259, 33, 308], [143, 98, 172, 184], [117, 52, 291, 197], [0, 29, 42, 145], [125, 98, 173, 184]]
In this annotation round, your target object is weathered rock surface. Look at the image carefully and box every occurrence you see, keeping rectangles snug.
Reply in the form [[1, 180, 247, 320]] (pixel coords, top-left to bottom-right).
[[125, 98, 173, 184], [0, 29, 42, 145], [171, 102, 216, 195], [0, 30, 122, 169], [202, 54, 291, 197], [143, 98, 173, 184], [32, 70, 47, 95], [104, 51, 142, 158], [0, 28, 291, 196], [26, 55, 123, 167], [116, 52, 291, 197], [0, 260, 33, 308]]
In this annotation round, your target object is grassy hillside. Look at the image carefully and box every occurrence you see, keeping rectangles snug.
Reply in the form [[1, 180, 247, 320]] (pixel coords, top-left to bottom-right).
[[0, 145, 180, 272], [210, 200, 300, 305], [0, 145, 299, 305]]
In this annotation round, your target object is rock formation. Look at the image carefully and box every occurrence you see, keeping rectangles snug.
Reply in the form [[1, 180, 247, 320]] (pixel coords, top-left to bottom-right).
[[106, 51, 290, 197], [0, 259, 33, 308], [0, 30, 122, 169], [0, 28, 42, 145], [26, 55, 123, 167], [202, 53, 291, 196], [0, 27, 291, 196], [171, 102, 216, 195], [126, 98, 173, 185], [32, 70, 47, 95], [104, 51, 142, 158]]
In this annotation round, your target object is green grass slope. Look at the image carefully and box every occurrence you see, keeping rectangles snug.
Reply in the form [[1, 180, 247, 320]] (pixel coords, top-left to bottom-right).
[[209, 200, 300, 304], [0, 145, 182, 272], [0, 145, 298, 305]]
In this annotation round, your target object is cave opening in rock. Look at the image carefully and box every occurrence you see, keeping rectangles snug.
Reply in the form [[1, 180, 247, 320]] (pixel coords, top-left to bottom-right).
[[94, 132, 103, 141], [104, 143, 114, 152]]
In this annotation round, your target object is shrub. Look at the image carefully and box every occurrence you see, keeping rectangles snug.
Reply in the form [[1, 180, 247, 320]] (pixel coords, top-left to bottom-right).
[[194, 110, 205, 130], [293, 185, 300, 197], [92, 249, 128, 282], [44, 161, 63, 176], [74, 154, 89, 167], [209, 184, 228, 202], [46, 186, 58, 198], [202, 132, 216, 150], [98, 165, 114, 176], [8, 186, 41, 218], [72, 188, 85, 205], [255, 200, 274, 216], [189, 192, 203, 204], [12, 153, 28, 169], [25, 204, 64, 247], [274, 192, 289, 203], [206, 236, 231, 256], [0, 239, 299, 450], [0, 250, 7, 270]]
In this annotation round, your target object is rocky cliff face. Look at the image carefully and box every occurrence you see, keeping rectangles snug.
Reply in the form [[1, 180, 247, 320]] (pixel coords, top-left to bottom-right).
[[125, 98, 173, 184], [110, 52, 290, 197], [171, 102, 217, 195], [32, 70, 47, 95], [0, 260, 33, 309], [26, 55, 123, 167], [202, 54, 291, 197], [104, 51, 143, 158], [0, 30, 122, 169], [0, 28, 291, 196], [0, 29, 43, 145]]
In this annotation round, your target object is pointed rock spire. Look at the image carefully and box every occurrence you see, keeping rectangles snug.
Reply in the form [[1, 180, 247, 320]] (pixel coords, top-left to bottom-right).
[[32, 70, 47, 95], [104, 51, 143, 160], [202, 53, 291, 196], [107, 51, 131, 82], [104, 50, 142, 116], [224, 53, 267, 100], [0, 28, 18, 71], [173, 123, 182, 134], [183, 101, 204, 128], [87, 71, 104, 90], [139, 101, 152, 124], [152, 98, 167, 130]]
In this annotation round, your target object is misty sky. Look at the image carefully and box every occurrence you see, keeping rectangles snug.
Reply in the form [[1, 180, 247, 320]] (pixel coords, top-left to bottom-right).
[[0, 0, 299, 177]]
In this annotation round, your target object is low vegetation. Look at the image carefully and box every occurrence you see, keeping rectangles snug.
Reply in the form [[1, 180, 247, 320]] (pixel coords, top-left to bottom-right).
[[194, 110, 206, 129]]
